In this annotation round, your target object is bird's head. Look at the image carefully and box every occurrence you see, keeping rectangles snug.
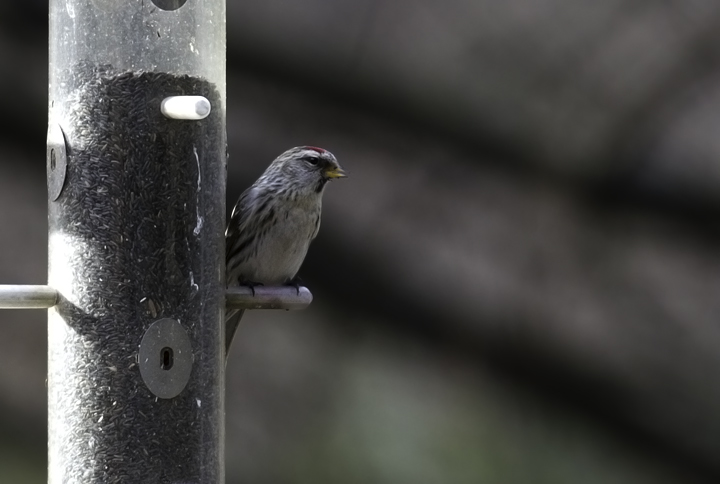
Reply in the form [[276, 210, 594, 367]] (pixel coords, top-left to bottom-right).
[[261, 146, 347, 194]]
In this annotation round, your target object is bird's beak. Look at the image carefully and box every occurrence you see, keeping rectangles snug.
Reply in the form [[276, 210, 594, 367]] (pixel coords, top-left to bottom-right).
[[324, 166, 348, 179]]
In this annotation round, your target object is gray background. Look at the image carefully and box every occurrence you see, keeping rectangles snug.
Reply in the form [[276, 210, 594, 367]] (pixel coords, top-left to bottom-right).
[[2, 1, 720, 482]]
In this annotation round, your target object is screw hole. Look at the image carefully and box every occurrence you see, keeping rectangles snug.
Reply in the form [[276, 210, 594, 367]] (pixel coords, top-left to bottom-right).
[[160, 347, 174, 370]]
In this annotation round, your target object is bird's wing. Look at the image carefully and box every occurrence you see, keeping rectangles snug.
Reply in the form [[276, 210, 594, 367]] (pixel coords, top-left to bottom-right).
[[226, 186, 269, 283], [225, 187, 253, 260]]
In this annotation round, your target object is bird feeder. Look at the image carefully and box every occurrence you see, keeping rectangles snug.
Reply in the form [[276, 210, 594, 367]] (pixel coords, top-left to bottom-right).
[[0, 1, 313, 482], [47, 0, 227, 482]]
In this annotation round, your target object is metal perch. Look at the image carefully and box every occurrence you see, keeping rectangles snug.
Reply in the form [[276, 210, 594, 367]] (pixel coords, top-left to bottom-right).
[[0, 284, 312, 311]]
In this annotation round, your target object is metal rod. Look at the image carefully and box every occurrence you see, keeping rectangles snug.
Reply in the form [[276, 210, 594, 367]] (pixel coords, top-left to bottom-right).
[[226, 286, 313, 310], [0, 285, 57, 308], [0, 285, 312, 311]]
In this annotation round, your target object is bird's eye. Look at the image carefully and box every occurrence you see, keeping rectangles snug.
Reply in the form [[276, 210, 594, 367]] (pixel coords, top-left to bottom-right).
[[304, 156, 320, 165]]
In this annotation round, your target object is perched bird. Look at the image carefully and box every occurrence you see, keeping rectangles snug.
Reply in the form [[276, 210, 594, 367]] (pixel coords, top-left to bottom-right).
[[225, 146, 347, 352]]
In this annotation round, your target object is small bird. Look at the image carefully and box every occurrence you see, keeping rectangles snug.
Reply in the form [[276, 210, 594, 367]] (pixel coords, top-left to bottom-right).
[[225, 146, 346, 352]]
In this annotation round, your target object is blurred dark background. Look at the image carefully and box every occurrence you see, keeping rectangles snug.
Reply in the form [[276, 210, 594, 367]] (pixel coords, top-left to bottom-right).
[[3, 1, 720, 482]]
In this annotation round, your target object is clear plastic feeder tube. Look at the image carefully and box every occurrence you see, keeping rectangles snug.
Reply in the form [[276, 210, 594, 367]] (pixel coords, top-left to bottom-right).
[[50, 0, 226, 109], [47, 1, 226, 482]]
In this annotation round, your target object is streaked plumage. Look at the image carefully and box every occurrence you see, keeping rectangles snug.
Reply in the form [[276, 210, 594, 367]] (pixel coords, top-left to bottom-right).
[[224, 146, 346, 352]]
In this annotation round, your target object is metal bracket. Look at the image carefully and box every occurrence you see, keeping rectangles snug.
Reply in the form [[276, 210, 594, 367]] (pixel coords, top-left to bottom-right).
[[151, 0, 188, 11], [47, 122, 68, 201], [138, 318, 194, 399]]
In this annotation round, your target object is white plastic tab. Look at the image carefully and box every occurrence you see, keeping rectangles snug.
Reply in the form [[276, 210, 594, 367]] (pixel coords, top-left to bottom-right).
[[161, 95, 211, 120]]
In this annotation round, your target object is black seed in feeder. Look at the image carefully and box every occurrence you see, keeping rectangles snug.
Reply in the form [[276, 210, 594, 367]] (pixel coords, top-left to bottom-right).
[[48, 62, 225, 483]]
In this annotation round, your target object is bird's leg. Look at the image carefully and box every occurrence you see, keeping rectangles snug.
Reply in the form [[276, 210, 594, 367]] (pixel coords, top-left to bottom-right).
[[241, 281, 264, 296], [286, 276, 304, 296]]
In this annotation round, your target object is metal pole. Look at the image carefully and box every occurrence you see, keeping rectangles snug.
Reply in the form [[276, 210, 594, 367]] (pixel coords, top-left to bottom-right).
[[0, 284, 312, 311], [226, 286, 313, 310], [48, 0, 226, 482], [0, 285, 57, 308]]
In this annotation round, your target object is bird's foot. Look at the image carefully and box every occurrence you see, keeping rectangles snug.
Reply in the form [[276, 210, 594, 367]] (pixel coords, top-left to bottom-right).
[[286, 277, 304, 296], [242, 281, 264, 296]]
